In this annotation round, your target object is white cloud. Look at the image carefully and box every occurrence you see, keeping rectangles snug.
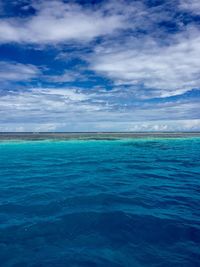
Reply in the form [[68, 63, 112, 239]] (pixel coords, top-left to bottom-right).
[[179, 0, 200, 15], [2, 0, 200, 99], [1, 119, 200, 132], [0, 61, 40, 81], [0, 88, 102, 123], [38, 88, 89, 101], [90, 26, 200, 97], [0, 1, 127, 44], [0, 87, 199, 132], [0, 123, 65, 132], [127, 119, 200, 132], [48, 70, 83, 83], [0, 0, 199, 132]]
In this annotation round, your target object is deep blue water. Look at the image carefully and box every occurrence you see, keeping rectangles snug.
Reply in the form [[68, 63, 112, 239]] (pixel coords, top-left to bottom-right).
[[0, 138, 200, 267]]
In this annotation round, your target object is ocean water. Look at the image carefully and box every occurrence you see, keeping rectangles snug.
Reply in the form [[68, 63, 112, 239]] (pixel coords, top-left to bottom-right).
[[0, 138, 200, 267]]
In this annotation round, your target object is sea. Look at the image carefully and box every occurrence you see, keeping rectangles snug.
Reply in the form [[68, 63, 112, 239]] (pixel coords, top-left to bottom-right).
[[0, 133, 200, 267]]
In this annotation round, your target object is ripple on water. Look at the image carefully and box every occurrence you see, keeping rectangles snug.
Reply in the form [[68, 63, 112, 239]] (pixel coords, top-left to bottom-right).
[[0, 138, 200, 266]]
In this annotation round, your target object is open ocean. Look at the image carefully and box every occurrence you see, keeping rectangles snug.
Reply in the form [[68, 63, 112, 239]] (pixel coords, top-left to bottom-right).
[[0, 136, 200, 267]]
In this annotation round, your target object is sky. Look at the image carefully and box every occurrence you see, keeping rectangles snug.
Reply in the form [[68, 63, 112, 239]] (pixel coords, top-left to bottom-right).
[[0, 0, 200, 132]]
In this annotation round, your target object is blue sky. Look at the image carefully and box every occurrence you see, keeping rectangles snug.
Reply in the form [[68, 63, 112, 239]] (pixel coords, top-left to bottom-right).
[[0, 0, 200, 132]]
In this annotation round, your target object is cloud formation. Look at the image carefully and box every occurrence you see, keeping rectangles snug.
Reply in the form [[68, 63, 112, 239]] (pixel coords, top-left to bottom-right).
[[0, 61, 40, 82], [179, 0, 200, 15], [0, 0, 200, 131], [0, 87, 199, 131], [91, 26, 200, 98], [0, 1, 126, 44]]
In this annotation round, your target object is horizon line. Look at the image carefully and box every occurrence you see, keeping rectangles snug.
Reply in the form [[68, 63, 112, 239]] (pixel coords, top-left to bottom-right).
[[0, 131, 200, 134]]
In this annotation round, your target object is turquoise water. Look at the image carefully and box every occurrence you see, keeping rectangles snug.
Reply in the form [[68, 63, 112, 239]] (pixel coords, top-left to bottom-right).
[[0, 138, 200, 267]]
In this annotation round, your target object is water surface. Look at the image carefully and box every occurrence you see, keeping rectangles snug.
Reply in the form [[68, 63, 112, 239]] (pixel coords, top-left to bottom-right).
[[0, 137, 200, 266]]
